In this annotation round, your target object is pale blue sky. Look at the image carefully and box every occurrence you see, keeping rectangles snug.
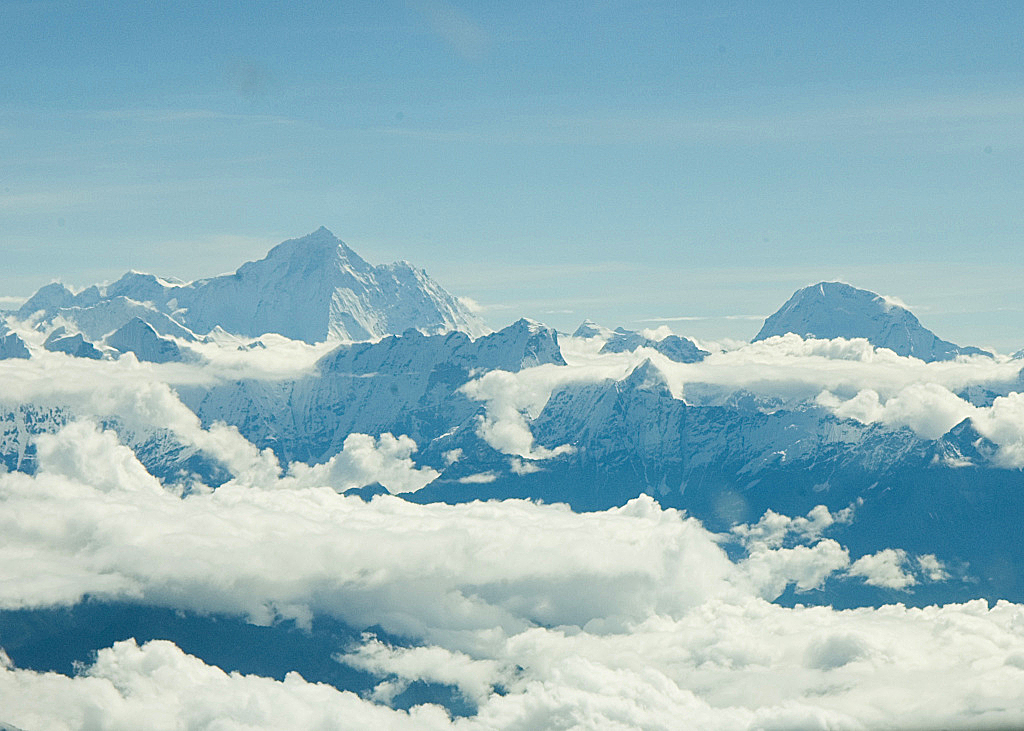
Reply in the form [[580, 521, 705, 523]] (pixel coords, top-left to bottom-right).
[[2, 1, 1023, 350]]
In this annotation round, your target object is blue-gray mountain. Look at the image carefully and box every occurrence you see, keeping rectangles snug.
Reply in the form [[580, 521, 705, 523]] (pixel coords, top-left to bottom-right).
[[598, 327, 708, 362], [107, 317, 188, 364], [0, 327, 29, 360]]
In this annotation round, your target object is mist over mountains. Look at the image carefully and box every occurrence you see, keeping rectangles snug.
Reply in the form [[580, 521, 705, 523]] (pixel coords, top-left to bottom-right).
[[2, 230, 1024, 729]]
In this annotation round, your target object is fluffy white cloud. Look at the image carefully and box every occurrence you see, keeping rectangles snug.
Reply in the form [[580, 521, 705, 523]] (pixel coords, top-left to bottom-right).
[[848, 549, 917, 590], [817, 387, 1024, 467], [640, 325, 675, 341], [918, 554, 950, 582], [731, 504, 843, 550], [339, 637, 502, 706], [0, 639, 446, 731], [5, 600, 1024, 730], [972, 392, 1024, 467], [286, 433, 439, 494], [816, 382, 976, 440], [460, 366, 595, 459], [34, 420, 164, 495], [0, 422, 742, 633], [740, 539, 851, 600]]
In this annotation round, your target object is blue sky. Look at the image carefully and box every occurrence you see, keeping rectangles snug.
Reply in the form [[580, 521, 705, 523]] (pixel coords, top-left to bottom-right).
[[2, 1, 1023, 350]]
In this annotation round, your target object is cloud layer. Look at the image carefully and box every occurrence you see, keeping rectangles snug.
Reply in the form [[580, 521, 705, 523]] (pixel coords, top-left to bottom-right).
[[2, 330, 1024, 728], [1, 418, 1023, 729]]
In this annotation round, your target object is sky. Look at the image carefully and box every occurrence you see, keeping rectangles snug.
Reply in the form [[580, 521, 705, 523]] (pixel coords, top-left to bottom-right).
[[2, 0, 1023, 351]]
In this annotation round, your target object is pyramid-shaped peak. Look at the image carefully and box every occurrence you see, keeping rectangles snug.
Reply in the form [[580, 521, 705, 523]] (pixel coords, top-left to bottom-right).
[[620, 358, 672, 395], [755, 281, 990, 361], [18, 281, 76, 319], [16, 228, 487, 345], [508, 317, 548, 333], [263, 227, 368, 267], [572, 320, 613, 339]]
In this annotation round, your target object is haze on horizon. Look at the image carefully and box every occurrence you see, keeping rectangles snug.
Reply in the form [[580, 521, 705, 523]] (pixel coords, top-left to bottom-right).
[[2, 1, 1023, 351]]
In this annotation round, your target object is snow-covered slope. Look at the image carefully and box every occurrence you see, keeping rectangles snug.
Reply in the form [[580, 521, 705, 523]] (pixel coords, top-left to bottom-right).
[[754, 282, 990, 361], [182, 318, 564, 464], [172, 228, 487, 342], [42, 330, 102, 359], [17, 228, 487, 344], [107, 318, 187, 363]]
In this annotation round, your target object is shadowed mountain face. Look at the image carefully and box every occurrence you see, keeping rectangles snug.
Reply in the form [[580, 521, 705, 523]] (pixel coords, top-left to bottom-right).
[[754, 281, 990, 361], [17, 228, 487, 344]]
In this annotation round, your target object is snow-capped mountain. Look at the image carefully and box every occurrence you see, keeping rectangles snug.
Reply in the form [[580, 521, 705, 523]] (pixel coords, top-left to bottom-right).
[[417, 358, 930, 509], [754, 281, 990, 361], [572, 320, 615, 339], [16, 228, 487, 344]]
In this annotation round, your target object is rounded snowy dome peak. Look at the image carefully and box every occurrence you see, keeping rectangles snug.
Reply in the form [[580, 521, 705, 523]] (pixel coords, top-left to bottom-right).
[[754, 281, 991, 361]]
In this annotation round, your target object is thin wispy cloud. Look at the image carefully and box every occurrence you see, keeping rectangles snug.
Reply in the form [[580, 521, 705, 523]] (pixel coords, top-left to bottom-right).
[[412, 0, 490, 60]]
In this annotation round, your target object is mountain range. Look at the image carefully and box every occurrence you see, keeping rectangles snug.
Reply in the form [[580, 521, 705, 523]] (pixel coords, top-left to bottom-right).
[[15, 227, 486, 346], [2, 232, 1021, 607], [5, 230, 1024, 728]]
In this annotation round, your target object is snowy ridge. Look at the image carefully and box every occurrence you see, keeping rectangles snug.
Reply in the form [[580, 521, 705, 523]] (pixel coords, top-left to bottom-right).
[[183, 318, 565, 464], [599, 326, 708, 362], [107, 318, 188, 363]]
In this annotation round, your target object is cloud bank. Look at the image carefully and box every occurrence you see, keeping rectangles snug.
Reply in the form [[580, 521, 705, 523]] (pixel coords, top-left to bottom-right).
[[2, 330, 1024, 728], [2, 420, 1023, 729]]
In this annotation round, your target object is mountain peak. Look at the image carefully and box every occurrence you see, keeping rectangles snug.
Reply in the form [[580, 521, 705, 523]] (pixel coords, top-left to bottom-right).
[[572, 320, 613, 339], [754, 281, 990, 361], [622, 358, 669, 390], [259, 228, 370, 272]]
